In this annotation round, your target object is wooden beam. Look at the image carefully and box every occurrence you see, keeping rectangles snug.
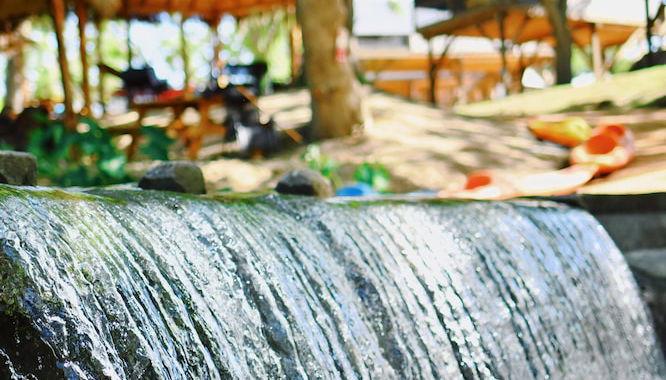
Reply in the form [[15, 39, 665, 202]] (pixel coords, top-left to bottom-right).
[[497, 10, 509, 94], [288, 12, 301, 84], [180, 16, 191, 89], [511, 12, 530, 43], [426, 37, 454, 105], [95, 16, 106, 115], [127, 0, 296, 19], [590, 23, 604, 80], [418, 3, 512, 39], [427, 39, 436, 104], [188, 0, 198, 17], [75, 0, 91, 115], [209, 16, 222, 77], [127, 19, 133, 68], [49, 0, 75, 128], [645, 0, 654, 65]]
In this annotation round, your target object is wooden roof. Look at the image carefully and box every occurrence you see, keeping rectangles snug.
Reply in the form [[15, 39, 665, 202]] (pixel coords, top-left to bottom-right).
[[0, 0, 118, 28], [418, 4, 638, 48], [0, 0, 49, 32], [119, 0, 294, 20], [0, 0, 292, 30]]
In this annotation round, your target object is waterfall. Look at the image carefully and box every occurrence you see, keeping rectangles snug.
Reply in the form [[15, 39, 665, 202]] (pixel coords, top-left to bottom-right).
[[0, 186, 663, 379]]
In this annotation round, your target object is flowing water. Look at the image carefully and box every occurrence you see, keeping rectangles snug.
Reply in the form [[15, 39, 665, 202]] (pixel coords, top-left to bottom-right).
[[0, 186, 663, 379]]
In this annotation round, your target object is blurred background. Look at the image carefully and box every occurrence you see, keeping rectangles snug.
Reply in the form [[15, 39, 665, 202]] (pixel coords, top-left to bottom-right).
[[0, 0, 663, 195]]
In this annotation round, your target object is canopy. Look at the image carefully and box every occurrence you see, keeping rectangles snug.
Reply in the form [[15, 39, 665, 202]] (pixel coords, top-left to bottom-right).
[[0, 0, 293, 29], [119, 0, 295, 20], [0, 0, 118, 31], [418, 4, 638, 49]]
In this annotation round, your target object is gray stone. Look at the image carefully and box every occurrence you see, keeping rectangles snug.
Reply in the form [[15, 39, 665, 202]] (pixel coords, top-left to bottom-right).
[[0, 151, 37, 186], [275, 169, 333, 198], [627, 249, 666, 281], [626, 249, 666, 356], [540, 193, 666, 253], [139, 161, 206, 194]]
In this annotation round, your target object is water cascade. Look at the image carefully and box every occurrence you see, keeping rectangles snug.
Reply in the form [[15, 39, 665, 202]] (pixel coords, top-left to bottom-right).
[[0, 186, 663, 379]]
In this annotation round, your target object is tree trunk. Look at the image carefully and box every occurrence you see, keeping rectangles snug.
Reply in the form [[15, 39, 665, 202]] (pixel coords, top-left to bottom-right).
[[297, 0, 366, 140], [541, 0, 572, 84]]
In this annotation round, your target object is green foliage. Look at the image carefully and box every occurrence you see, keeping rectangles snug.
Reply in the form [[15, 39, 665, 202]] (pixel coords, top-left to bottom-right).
[[388, 0, 404, 13], [139, 126, 174, 161], [301, 144, 341, 188], [571, 46, 590, 77], [226, 11, 292, 83], [26, 118, 131, 187], [354, 162, 391, 193], [612, 59, 634, 74], [301, 145, 394, 192]]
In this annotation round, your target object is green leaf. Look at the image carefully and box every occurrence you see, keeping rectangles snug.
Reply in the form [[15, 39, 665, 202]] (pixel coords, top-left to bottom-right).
[[353, 162, 391, 192], [24, 117, 132, 186], [139, 126, 174, 161]]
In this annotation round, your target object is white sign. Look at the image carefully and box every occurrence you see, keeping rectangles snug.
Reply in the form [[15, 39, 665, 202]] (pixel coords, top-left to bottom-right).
[[353, 0, 415, 36]]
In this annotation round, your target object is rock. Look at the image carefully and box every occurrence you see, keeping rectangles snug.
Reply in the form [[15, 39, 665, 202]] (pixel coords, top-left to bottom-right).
[[626, 249, 666, 280], [139, 161, 206, 194], [0, 151, 37, 186], [625, 249, 666, 357], [275, 169, 333, 198]]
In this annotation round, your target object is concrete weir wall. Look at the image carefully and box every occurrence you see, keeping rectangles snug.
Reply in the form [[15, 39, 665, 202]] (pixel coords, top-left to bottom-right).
[[571, 193, 666, 355]]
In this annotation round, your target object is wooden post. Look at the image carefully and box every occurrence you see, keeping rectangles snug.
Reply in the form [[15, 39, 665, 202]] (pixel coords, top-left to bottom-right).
[[180, 16, 191, 89], [497, 10, 510, 94], [288, 9, 302, 85], [95, 17, 106, 114], [127, 19, 133, 68], [427, 37, 454, 106], [645, 0, 654, 66], [427, 38, 437, 105], [75, 0, 91, 115], [209, 16, 222, 77], [590, 23, 604, 80], [49, 0, 75, 128]]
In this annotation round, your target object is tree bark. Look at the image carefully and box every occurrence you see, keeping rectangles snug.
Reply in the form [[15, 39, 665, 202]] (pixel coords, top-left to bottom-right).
[[297, 0, 366, 140], [541, 0, 572, 84]]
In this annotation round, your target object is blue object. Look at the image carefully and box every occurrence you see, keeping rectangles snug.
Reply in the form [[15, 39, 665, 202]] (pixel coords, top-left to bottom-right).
[[335, 183, 378, 197]]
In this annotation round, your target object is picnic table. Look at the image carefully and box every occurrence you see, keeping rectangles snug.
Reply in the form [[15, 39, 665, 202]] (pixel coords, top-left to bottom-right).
[[117, 94, 228, 160]]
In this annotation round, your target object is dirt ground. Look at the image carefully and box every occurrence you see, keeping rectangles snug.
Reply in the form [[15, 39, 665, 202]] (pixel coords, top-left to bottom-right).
[[125, 89, 666, 195]]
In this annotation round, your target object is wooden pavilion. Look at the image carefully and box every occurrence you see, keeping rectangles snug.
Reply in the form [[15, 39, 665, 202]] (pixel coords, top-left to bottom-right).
[[0, 0, 295, 128], [416, 1, 642, 102], [359, 49, 553, 106]]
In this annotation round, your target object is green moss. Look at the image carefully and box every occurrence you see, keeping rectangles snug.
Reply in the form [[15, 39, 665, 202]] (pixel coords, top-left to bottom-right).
[[0, 184, 561, 217], [0, 185, 125, 204], [327, 196, 473, 209], [206, 190, 273, 204], [0, 252, 29, 317]]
